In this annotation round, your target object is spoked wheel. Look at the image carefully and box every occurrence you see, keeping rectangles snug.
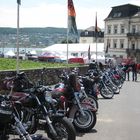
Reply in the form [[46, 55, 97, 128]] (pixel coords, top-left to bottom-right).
[[46, 117, 76, 140], [107, 82, 120, 94], [73, 109, 96, 133], [113, 85, 120, 94], [100, 86, 114, 99], [112, 79, 122, 89], [81, 95, 98, 111]]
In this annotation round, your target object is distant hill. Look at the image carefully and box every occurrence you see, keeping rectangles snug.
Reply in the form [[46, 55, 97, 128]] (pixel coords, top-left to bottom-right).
[[0, 27, 81, 47], [0, 27, 67, 34]]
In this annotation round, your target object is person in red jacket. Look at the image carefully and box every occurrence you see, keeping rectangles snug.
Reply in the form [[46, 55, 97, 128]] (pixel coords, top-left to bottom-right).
[[137, 63, 140, 74]]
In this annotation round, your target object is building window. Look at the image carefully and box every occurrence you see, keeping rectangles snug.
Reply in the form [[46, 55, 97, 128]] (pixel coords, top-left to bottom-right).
[[106, 39, 111, 48], [120, 39, 124, 49], [85, 31, 89, 35], [108, 43, 110, 48], [113, 12, 122, 17], [132, 25, 136, 33], [114, 25, 118, 34], [121, 43, 124, 49], [113, 39, 117, 48], [114, 43, 117, 48], [121, 25, 125, 33], [132, 43, 135, 50], [107, 25, 111, 34]]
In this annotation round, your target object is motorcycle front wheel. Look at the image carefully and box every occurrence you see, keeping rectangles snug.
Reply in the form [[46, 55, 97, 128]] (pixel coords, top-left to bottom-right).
[[100, 86, 114, 99], [45, 117, 76, 140], [73, 109, 96, 133], [81, 95, 98, 111]]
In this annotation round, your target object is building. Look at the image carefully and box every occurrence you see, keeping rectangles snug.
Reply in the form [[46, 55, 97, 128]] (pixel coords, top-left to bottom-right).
[[104, 4, 140, 62], [79, 26, 104, 43]]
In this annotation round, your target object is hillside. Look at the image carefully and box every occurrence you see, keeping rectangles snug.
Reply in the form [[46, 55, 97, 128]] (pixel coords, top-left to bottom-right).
[[0, 27, 81, 48]]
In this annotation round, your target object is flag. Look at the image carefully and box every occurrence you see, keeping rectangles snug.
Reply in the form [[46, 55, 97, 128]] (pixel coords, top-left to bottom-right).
[[95, 12, 98, 36], [17, 0, 21, 5], [105, 39, 109, 53], [88, 45, 91, 60], [68, 0, 78, 35]]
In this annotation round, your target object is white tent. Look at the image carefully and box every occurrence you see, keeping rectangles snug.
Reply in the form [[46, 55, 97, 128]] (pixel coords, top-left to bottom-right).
[[4, 50, 15, 58], [30, 50, 37, 55], [42, 43, 104, 58], [84, 54, 105, 64]]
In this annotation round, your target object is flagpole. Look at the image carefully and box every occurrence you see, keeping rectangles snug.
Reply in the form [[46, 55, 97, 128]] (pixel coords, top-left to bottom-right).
[[16, 0, 20, 74], [66, 27, 69, 64], [95, 12, 98, 62], [96, 35, 97, 62], [67, 2, 69, 64]]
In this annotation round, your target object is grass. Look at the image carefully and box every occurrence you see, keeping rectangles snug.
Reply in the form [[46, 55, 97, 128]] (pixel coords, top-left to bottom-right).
[[0, 58, 82, 71]]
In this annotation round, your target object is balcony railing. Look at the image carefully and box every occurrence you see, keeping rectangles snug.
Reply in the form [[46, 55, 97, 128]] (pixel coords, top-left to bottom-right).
[[126, 48, 140, 53], [127, 32, 140, 37]]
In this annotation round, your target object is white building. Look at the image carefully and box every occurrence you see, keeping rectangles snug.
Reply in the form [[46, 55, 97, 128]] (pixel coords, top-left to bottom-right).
[[79, 26, 104, 43], [104, 4, 140, 62]]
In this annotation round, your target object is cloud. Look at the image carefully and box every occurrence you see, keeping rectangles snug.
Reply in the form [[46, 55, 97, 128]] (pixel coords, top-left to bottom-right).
[[0, 1, 139, 29], [0, 2, 110, 29], [128, 0, 140, 5], [20, 3, 67, 28], [20, 3, 110, 29]]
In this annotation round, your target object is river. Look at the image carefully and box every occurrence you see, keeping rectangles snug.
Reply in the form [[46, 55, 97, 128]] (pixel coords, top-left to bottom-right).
[[0, 47, 44, 55]]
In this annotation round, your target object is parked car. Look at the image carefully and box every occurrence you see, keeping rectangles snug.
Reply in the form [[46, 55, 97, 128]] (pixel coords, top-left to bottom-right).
[[68, 57, 85, 64], [26, 53, 38, 61]]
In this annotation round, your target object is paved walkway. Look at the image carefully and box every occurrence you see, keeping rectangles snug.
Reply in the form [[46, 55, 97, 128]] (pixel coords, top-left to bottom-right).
[[10, 73, 140, 140]]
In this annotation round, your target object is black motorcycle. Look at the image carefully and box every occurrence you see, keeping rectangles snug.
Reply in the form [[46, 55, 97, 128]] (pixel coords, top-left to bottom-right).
[[0, 94, 48, 140]]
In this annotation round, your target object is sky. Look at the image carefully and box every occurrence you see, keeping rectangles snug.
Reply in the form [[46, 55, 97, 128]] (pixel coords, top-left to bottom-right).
[[0, 0, 140, 30]]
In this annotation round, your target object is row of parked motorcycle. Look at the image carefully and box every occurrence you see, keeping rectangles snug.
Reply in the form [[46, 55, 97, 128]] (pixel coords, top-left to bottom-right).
[[0, 64, 126, 140]]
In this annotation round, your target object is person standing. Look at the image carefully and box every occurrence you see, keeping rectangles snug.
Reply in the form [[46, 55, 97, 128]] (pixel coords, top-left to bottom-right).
[[123, 63, 130, 81], [131, 62, 137, 81]]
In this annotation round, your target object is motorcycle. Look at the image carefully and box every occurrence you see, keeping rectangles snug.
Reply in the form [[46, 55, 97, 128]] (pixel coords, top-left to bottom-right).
[[0, 92, 48, 140], [50, 72, 97, 133], [2, 72, 76, 140], [86, 70, 114, 99]]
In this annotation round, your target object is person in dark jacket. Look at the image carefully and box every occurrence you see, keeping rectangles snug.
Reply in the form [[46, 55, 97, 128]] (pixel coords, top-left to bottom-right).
[[123, 63, 130, 81], [131, 62, 137, 81]]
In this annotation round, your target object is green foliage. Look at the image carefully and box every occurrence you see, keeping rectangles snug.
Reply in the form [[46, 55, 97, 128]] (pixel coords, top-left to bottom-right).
[[0, 58, 80, 71]]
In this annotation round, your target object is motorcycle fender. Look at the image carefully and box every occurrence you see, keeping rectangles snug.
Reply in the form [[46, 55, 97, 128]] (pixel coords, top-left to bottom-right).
[[68, 105, 79, 119], [69, 103, 94, 119]]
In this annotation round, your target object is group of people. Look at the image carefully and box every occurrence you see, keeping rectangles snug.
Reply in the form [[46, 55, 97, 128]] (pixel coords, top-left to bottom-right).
[[122, 62, 138, 81]]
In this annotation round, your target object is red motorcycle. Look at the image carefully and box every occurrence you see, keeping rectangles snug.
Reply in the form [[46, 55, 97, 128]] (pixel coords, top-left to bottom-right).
[[49, 72, 97, 133]]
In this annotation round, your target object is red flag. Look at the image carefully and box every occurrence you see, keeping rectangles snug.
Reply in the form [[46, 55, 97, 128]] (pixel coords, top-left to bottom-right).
[[88, 45, 91, 60], [68, 0, 78, 35]]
